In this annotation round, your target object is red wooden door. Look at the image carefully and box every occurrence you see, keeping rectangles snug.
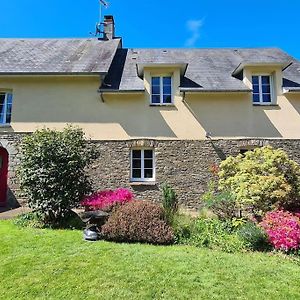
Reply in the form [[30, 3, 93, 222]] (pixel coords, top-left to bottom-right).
[[0, 148, 8, 207]]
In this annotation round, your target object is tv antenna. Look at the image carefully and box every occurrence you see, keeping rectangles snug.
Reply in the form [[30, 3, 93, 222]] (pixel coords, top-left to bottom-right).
[[91, 0, 109, 36]]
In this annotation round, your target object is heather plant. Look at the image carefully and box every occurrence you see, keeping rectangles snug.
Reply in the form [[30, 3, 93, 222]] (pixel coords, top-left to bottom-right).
[[101, 201, 174, 245], [218, 146, 300, 216], [18, 126, 96, 224], [162, 184, 178, 225], [260, 210, 300, 252], [81, 188, 133, 212]]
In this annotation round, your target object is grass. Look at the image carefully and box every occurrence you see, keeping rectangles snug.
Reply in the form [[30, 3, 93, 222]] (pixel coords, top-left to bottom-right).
[[1, 221, 300, 300]]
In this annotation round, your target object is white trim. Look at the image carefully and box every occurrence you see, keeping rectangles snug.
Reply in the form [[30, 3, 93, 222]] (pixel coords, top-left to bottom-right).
[[252, 74, 274, 105], [150, 76, 173, 106], [130, 148, 155, 182], [0, 92, 12, 125]]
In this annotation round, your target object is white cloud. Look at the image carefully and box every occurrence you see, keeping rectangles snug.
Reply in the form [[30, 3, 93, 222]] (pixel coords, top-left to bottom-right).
[[185, 19, 203, 47]]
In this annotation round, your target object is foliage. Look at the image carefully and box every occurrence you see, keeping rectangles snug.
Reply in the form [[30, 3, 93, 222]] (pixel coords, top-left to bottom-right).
[[202, 181, 239, 220], [218, 146, 300, 215], [162, 184, 178, 224], [237, 221, 269, 251], [2, 220, 300, 299], [101, 201, 174, 245], [172, 214, 196, 243], [81, 188, 134, 212], [13, 212, 44, 229], [18, 126, 96, 224], [261, 210, 300, 252], [174, 216, 245, 253]]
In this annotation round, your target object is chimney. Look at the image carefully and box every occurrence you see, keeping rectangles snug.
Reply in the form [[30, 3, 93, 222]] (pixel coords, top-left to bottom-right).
[[103, 15, 115, 40]]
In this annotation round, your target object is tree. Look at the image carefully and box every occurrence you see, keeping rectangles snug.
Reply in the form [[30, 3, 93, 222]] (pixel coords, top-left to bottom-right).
[[18, 126, 97, 223], [218, 146, 300, 215]]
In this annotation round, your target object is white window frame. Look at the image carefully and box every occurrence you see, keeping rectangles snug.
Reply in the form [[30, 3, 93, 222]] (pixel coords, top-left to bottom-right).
[[0, 92, 12, 125], [130, 148, 155, 182], [252, 74, 274, 105], [150, 76, 173, 105]]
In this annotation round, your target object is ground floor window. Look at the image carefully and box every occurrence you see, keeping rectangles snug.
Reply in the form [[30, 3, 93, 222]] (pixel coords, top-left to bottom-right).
[[131, 149, 155, 182]]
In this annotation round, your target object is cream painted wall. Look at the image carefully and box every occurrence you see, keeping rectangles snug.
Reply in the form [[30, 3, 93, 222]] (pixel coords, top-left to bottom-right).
[[0, 68, 300, 140]]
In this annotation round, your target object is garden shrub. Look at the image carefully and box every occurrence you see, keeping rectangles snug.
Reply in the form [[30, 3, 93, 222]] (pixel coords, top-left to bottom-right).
[[202, 181, 239, 220], [101, 201, 174, 245], [18, 126, 96, 224], [162, 184, 178, 225], [14, 212, 45, 229], [81, 188, 133, 212], [237, 222, 269, 251], [218, 146, 300, 216], [175, 217, 246, 253], [260, 210, 300, 252]]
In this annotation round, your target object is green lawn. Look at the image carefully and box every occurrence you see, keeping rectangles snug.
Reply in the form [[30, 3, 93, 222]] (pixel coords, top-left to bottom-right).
[[1, 221, 300, 300]]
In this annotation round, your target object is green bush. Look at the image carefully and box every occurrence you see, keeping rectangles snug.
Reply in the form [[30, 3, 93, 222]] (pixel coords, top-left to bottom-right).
[[14, 212, 44, 229], [174, 216, 246, 253], [202, 181, 239, 220], [218, 146, 300, 216], [162, 184, 178, 224], [237, 222, 269, 251], [18, 126, 96, 224], [101, 201, 174, 245]]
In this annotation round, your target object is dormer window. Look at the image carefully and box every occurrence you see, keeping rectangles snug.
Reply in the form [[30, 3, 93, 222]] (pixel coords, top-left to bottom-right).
[[151, 76, 172, 105], [252, 75, 273, 104]]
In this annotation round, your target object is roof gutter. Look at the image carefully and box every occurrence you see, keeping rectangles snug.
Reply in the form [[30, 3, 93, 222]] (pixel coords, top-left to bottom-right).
[[180, 88, 252, 93]]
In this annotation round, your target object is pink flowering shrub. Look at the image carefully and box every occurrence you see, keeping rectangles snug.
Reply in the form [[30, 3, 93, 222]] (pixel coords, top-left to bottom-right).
[[260, 210, 300, 252], [81, 188, 134, 212]]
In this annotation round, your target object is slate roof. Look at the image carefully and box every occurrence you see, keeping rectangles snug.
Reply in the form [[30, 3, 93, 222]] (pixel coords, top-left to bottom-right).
[[0, 38, 120, 74], [100, 47, 300, 93]]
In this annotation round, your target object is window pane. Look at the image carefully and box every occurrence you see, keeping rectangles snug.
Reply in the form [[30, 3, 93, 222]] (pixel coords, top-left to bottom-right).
[[163, 95, 172, 103], [144, 159, 153, 168], [152, 77, 160, 86], [144, 150, 153, 158], [253, 93, 260, 103], [262, 76, 270, 84], [262, 85, 270, 93], [252, 76, 259, 85], [263, 94, 271, 102], [163, 85, 171, 95], [132, 150, 141, 158], [151, 95, 160, 104], [132, 159, 141, 168], [132, 169, 141, 178], [252, 84, 259, 93], [163, 77, 171, 85], [6, 114, 11, 124], [144, 169, 153, 179], [152, 85, 160, 95], [6, 93, 13, 105]]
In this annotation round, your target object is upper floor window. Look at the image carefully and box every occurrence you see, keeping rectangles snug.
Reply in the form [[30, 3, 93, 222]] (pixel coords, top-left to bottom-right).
[[151, 76, 172, 105], [131, 149, 155, 182], [0, 92, 13, 124], [252, 75, 273, 104]]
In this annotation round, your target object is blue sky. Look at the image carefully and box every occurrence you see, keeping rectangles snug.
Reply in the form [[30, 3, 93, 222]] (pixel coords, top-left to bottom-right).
[[0, 0, 299, 58]]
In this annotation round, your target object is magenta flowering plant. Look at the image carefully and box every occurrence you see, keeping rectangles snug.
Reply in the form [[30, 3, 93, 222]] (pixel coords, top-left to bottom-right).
[[81, 188, 134, 212], [260, 210, 300, 252]]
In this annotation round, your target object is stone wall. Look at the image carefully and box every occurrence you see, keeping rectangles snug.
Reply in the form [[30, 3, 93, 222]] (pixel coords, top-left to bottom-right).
[[2, 132, 300, 210]]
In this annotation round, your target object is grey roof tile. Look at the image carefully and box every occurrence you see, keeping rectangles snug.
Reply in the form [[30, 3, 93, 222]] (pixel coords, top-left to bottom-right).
[[101, 47, 300, 92], [0, 38, 120, 74]]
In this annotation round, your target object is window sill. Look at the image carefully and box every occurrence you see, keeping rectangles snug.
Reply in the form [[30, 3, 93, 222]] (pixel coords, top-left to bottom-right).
[[150, 104, 174, 107], [253, 104, 279, 107], [129, 181, 157, 186]]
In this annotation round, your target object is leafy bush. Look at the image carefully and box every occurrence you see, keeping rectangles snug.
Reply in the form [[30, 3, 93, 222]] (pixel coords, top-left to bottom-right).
[[237, 222, 269, 251], [14, 212, 45, 229], [101, 201, 174, 245], [260, 210, 300, 252], [81, 188, 134, 212], [218, 146, 300, 216], [18, 126, 96, 224], [202, 181, 239, 220], [175, 217, 246, 253], [162, 184, 178, 224]]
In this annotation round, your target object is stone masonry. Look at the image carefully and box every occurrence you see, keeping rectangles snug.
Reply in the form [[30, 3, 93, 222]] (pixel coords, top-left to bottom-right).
[[3, 132, 300, 210]]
